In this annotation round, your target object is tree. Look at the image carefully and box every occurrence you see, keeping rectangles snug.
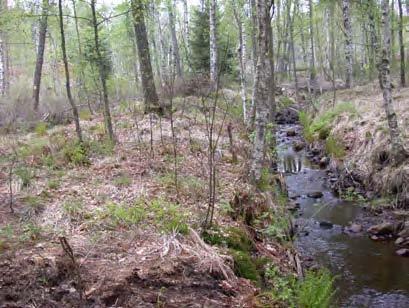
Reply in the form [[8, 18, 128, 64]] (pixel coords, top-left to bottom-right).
[[397, 0, 405, 87], [342, 0, 353, 88], [32, 0, 49, 111], [380, 0, 408, 164], [250, 0, 275, 184], [209, 0, 218, 85], [131, 0, 162, 114], [58, 0, 82, 142], [308, 0, 316, 92], [90, 0, 115, 142], [167, 0, 182, 78]]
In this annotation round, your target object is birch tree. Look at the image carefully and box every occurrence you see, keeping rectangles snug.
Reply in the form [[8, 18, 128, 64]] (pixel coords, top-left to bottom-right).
[[342, 0, 353, 88], [380, 0, 408, 164], [209, 0, 218, 85], [167, 0, 182, 78], [250, 0, 274, 184]]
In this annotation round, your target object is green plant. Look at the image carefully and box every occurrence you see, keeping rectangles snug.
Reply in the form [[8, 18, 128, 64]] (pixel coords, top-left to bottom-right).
[[47, 178, 60, 190], [113, 174, 133, 187], [325, 136, 345, 159], [34, 122, 48, 136], [20, 223, 43, 242], [15, 166, 34, 187], [296, 269, 335, 308], [79, 109, 93, 121], [150, 199, 189, 235], [264, 265, 297, 306], [104, 202, 146, 227], [63, 199, 84, 219], [257, 168, 271, 192], [62, 141, 90, 165], [231, 250, 260, 282], [88, 139, 115, 157]]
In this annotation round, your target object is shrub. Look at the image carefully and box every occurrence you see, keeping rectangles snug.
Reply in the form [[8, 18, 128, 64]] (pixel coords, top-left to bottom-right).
[[296, 269, 335, 308], [62, 141, 90, 165], [34, 122, 48, 136], [325, 136, 345, 159]]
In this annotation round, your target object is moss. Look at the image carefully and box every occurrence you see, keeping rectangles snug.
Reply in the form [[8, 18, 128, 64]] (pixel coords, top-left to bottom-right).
[[231, 250, 260, 282]]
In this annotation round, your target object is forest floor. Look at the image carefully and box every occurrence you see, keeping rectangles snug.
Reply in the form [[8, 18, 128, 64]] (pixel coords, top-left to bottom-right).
[[0, 91, 295, 307]]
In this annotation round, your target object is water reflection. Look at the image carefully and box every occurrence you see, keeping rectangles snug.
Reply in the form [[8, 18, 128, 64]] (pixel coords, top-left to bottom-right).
[[277, 124, 409, 307]]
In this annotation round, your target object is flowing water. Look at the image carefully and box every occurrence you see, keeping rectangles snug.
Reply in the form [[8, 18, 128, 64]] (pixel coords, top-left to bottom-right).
[[277, 124, 409, 307]]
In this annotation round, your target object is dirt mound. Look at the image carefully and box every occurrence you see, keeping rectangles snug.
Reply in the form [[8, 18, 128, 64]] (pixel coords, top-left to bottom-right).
[[0, 232, 257, 308]]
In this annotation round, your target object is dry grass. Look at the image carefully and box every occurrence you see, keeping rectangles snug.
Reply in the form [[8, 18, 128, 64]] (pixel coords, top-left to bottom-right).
[[318, 82, 409, 207]]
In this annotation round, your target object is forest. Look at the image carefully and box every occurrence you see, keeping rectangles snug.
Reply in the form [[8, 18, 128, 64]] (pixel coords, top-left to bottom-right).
[[0, 0, 408, 307]]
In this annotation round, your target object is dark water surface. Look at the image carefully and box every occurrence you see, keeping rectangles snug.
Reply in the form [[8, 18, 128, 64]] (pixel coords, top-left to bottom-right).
[[277, 124, 409, 307]]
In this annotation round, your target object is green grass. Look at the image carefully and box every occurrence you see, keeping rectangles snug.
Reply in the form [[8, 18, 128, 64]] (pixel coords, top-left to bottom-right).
[[113, 174, 133, 187], [299, 102, 357, 143], [297, 269, 335, 308], [325, 136, 346, 159], [34, 122, 48, 136], [104, 202, 146, 227], [79, 109, 93, 121]]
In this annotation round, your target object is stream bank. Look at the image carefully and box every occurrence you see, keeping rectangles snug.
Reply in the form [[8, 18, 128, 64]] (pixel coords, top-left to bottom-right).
[[276, 117, 409, 307]]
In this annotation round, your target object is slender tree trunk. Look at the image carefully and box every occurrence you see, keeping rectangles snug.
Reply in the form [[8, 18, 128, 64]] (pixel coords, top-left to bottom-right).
[[233, 3, 247, 122], [0, 37, 5, 96], [308, 0, 316, 92], [0, 0, 9, 96], [250, 0, 275, 184], [289, 0, 298, 99], [32, 0, 49, 111], [380, 0, 408, 164], [58, 0, 82, 142], [249, 0, 258, 126], [182, 0, 190, 53], [131, 0, 162, 114], [167, 1, 182, 78], [342, 0, 353, 88], [209, 0, 218, 85], [398, 0, 405, 86], [91, 0, 115, 142]]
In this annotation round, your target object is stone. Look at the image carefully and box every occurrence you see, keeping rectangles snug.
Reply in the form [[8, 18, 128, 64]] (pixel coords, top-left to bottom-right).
[[319, 221, 334, 229], [395, 237, 405, 246], [319, 157, 330, 168], [371, 235, 379, 241], [396, 248, 409, 257], [307, 191, 323, 198], [349, 224, 362, 233], [311, 148, 321, 155], [293, 141, 305, 152], [397, 222, 409, 238], [367, 222, 394, 236], [286, 129, 296, 137]]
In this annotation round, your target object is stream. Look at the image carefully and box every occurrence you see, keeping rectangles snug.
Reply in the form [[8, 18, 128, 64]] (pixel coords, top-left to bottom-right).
[[276, 124, 409, 307]]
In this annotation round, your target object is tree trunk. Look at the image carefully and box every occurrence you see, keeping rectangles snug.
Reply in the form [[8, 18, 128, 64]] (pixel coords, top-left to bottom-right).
[[91, 0, 115, 142], [182, 0, 190, 54], [342, 0, 353, 88], [58, 0, 82, 142], [131, 0, 162, 114], [289, 0, 298, 99], [308, 0, 316, 92], [233, 2, 247, 122], [167, 1, 182, 78], [249, 0, 258, 126], [250, 0, 275, 184], [380, 0, 408, 164], [398, 0, 405, 87], [0, 37, 5, 96], [32, 0, 49, 111], [209, 0, 218, 85]]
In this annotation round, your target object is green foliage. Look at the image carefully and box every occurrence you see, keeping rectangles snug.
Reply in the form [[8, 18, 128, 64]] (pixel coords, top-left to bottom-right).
[[47, 178, 60, 190], [299, 102, 357, 143], [79, 109, 93, 121], [325, 136, 345, 159], [63, 198, 84, 219], [104, 202, 146, 227], [231, 250, 260, 281], [257, 168, 271, 191], [341, 187, 365, 202], [20, 222, 43, 242], [150, 199, 189, 235], [262, 267, 334, 308], [279, 96, 295, 108], [15, 166, 34, 187], [88, 139, 115, 157], [189, 6, 235, 75], [113, 173, 133, 187], [159, 173, 206, 200], [297, 269, 335, 308], [62, 141, 90, 166], [34, 122, 48, 136]]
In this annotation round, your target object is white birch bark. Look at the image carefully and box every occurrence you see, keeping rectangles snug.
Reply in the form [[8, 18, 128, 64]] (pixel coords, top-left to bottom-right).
[[209, 0, 218, 85], [342, 0, 353, 88]]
